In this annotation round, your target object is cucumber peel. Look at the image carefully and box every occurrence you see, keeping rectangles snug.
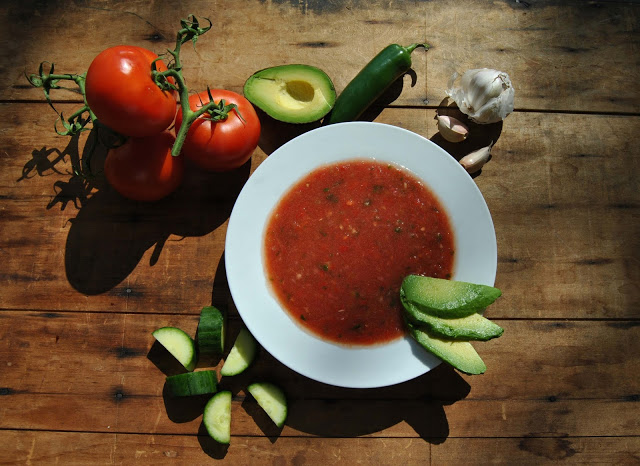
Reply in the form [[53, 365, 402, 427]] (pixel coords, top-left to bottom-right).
[[247, 382, 287, 428], [196, 306, 226, 356], [152, 326, 197, 371], [204, 391, 232, 444], [220, 328, 258, 377], [166, 370, 218, 397]]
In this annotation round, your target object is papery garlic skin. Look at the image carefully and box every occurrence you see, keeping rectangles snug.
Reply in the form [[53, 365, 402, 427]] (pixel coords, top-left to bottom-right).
[[460, 143, 493, 174], [435, 114, 469, 143], [447, 69, 515, 124]]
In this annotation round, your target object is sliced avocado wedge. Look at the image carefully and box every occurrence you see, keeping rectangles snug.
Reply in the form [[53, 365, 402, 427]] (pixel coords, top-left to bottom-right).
[[402, 298, 504, 341], [406, 321, 487, 375], [401, 275, 502, 318], [244, 64, 336, 123]]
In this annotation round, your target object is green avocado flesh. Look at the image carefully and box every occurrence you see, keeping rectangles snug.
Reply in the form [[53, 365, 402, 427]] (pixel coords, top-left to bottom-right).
[[407, 321, 487, 375], [243, 64, 336, 123], [400, 275, 502, 318], [402, 298, 504, 341]]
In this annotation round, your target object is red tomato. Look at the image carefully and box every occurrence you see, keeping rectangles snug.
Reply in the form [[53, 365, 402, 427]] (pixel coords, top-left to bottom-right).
[[175, 89, 261, 171], [86, 46, 177, 137], [104, 132, 184, 201]]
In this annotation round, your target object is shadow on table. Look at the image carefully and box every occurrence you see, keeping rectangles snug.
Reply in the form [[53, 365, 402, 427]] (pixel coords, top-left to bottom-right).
[[281, 363, 470, 443], [197, 423, 230, 459], [430, 98, 504, 178], [20, 125, 251, 295], [217, 335, 470, 446]]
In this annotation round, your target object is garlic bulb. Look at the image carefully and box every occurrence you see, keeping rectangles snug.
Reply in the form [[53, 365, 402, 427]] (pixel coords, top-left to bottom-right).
[[446, 69, 514, 124], [460, 143, 493, 174], [435, 114, 469, 143]]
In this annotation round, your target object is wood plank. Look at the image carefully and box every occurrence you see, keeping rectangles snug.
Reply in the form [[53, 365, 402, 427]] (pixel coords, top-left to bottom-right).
[[432, 436, 640, 465], [0, 430, 434, 465], [1, 312, 639, 401], [1, 430, 638, 465], [1, 0, 638, 113], [1, 393, 638, 440], [1, 105, 637, 318], [1, 311, 638, 438]]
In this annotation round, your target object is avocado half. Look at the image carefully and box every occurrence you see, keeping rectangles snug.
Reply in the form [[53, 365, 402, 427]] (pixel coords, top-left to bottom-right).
[[243, 64, 336, 124]]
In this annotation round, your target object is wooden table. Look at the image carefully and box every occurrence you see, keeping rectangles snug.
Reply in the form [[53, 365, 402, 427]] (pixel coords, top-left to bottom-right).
[[1, 0, 638, 464]]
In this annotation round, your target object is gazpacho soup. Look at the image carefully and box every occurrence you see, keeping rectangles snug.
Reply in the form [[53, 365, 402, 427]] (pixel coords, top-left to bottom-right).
[[263, 159, 455, 346]]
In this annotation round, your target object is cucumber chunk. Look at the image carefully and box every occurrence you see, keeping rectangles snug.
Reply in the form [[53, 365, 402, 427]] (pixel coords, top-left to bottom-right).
[[406, 321, 486, 375], [402, 298, 504, 341], [401, 275, 502, 318], [152, 326, 197, 371], [247, 382, 287, 428], [220, 328, 258, 377], [166, 370, 218, 397], [196, 306, 226, 356], [203, 391, 232, 444]]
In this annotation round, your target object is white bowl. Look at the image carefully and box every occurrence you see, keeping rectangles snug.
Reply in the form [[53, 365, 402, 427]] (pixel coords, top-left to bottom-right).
[[225, 122, 496, 388]]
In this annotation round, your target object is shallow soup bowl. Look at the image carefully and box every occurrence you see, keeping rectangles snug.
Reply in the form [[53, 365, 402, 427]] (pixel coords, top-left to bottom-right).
[[225, 122, 497, 388]]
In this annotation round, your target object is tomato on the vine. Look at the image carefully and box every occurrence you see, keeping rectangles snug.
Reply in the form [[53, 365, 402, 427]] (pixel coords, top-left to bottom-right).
[[86, 46, 177, 137], [104, 132, 184, 202], [175, 89, 261, 171]]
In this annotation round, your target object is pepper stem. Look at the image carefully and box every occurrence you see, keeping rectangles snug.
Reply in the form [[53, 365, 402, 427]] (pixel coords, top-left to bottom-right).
[[405, 43, 431, 54]]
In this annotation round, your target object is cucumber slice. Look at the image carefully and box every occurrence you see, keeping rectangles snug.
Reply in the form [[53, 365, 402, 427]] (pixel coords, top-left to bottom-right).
[[196, 306, 226, 356], [406, 321, 486, 375], [220, 328, 258, 377], [247, 382, 288, 428], [402, 298, 504, 341], [203, 391, 232, 444], [152, 326, 197, 371], [166, 370, 218, 397]]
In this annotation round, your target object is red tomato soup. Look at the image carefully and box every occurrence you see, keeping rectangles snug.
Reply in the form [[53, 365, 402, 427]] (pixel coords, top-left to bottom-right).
[[264, 159, 455, 346]]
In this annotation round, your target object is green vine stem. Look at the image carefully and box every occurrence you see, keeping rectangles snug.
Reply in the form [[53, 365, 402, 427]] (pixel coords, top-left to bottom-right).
[[152, 15, 243, 157], [26, 62, 97, 137], [26, 62, 117, 176]]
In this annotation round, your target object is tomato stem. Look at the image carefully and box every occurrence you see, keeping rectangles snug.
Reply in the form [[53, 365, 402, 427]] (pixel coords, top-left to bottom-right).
[[26, 62, 98, 135], [150, 15, 244, 157], [26, 62, 108, 176]]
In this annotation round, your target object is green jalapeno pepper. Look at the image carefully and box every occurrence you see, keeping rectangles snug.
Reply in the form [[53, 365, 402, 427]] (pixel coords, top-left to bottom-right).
[[327, 43, 430, 124]]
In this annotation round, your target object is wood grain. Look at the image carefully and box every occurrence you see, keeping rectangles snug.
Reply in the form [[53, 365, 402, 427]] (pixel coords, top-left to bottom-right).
[[0, 312, 638, 401], [1, 105, 637, 319], [1, 0, 639, 463], [1, 311, 638, 441], [2, 0, 639, 113], [1, 430, 638, 465], [432, 437, 640, 465]]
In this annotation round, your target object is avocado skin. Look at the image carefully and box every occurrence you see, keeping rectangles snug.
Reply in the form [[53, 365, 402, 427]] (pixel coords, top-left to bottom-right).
[[406, 320, 487, 375], [400, 275, 502, 318], [402, 298, 503, 341], [243, 64, 336, 124]]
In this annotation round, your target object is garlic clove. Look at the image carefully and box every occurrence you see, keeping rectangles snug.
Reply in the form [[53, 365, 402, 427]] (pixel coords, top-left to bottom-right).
[[435, 114, 469, 143], [459, 143, 493, 174], [446, 68, 515, 124]]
